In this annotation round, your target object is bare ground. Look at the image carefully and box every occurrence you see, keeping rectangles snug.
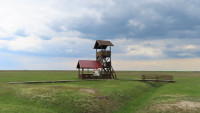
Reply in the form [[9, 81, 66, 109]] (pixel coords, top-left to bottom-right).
[[79, 88, 97, 94], [149, 101, 200, 113]]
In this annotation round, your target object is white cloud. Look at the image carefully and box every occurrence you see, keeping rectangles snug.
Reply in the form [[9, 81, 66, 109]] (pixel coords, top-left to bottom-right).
[[111, 38, 200, 59], [0, 0, 104, 39], [18, 56, 79, 70], [0, 35, 93, 54], [184, 45, 197, 50], [0, 0, 108, 56], [9, 36, 43, 52], [126, 45, 162, 57], [111, 38, 165, 58], [113, 58, 200, 71], [0, 36, 43, 52]]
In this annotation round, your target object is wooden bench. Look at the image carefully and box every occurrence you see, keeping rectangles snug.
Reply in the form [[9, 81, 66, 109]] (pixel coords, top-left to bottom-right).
[[141, 75, 173, 81]]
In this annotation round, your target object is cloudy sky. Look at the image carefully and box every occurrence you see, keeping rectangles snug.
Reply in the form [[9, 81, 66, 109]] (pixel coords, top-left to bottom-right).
[[0, 0, 200, 71]]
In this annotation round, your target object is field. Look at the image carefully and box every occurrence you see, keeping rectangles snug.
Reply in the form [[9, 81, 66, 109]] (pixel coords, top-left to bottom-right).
[[0, 71, 200, 113]]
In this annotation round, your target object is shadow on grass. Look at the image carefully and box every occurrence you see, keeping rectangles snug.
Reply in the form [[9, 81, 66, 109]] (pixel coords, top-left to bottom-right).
[[142, 81, 165, 88]]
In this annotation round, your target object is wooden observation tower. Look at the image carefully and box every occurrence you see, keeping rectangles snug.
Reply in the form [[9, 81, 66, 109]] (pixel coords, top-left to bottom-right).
[[94, 40, 117, 79]]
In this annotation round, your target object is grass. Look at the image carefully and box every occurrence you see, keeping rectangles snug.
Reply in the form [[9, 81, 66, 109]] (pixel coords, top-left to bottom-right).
[[118, 71, 200, 113], [0, 71, 200, 113]]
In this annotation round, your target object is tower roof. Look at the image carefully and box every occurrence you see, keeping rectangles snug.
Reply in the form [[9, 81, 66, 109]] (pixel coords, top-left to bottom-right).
[[94, 40, 114, 49]]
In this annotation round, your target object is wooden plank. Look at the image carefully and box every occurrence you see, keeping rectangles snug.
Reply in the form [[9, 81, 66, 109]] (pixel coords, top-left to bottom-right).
[[9, 79, 107, 84], [118, 79, 175, 83], [9, 80, 82, 84], [9, 78, 175, 84]]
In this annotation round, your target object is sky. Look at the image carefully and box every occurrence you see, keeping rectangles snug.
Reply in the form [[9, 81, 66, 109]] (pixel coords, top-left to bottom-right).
[[0, 0, 200, 71]]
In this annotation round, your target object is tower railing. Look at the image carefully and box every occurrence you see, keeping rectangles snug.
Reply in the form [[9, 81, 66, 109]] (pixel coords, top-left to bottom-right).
[[96, 51, 111, 57]]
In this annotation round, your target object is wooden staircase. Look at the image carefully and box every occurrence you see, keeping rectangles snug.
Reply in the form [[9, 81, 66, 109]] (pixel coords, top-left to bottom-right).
[[111, 65, 117, 79], [97, 56, 117, 79]]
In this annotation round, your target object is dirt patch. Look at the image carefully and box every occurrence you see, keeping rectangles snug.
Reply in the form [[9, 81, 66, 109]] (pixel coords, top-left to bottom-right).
[[79, 88, 96, 94], [49, 85, 79, 90], [162, 94, 186, 98], [50, 86, 70, 89], [152, 101, 200, 112], [177, 101, 200, 110]]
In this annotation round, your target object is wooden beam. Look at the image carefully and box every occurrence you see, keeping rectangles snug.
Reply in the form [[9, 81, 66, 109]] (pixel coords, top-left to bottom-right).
[[9, 80, 82, 84]]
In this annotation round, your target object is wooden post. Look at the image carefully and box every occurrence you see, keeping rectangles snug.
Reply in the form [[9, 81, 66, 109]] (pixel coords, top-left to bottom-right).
[[96, 49, 97, 60], [156, 76, 158, 82], [110, 46, 111, 68], [101, 46, 102, 56]]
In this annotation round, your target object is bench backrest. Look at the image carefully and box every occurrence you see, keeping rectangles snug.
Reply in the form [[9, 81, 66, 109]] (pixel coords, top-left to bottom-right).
[[141, 75, 173, 81]]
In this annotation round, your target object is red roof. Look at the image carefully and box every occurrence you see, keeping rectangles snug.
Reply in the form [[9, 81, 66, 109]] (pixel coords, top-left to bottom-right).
[[77, 60, 103, 69]]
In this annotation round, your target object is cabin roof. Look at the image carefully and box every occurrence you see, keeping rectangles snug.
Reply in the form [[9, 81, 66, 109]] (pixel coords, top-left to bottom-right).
[[76, 60, 103, 69], [94, 40, 114, 49]]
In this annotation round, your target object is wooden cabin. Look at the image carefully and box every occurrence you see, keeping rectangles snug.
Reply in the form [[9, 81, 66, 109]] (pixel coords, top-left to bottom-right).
[[76, 60, 103, 79]]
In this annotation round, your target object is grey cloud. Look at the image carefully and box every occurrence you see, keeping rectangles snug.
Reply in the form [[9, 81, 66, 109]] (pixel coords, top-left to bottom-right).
[[58, 0, 200, 40]]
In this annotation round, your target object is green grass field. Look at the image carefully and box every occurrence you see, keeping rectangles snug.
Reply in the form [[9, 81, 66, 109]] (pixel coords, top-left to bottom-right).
[[0, 71, 200, 113]]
